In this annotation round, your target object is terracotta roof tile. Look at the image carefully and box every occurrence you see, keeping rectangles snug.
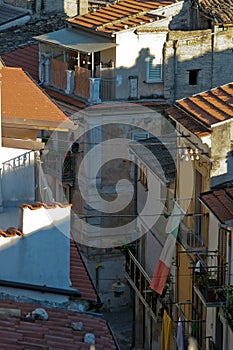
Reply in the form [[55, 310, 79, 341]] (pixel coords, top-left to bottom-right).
[[198, 0, 233, 24], [166, 82, 233, 135], [1, 67, 73, 129], [0, 227, 23, 238], [68, 0, 175, 33], [70, 240, 99, 302], [200, 187, 233, 224], [0, 299, 117, 349]]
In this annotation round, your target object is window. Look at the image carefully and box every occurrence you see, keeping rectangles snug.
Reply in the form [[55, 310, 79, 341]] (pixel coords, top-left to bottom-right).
[[188, 69, 200, 85], [146, 56, 163, 83], [218, 227, 229, 286], [131, 131, 150, 141]]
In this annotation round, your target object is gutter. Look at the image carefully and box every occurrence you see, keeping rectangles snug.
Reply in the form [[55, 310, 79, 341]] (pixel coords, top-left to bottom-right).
[[0, 279, 82, 297]]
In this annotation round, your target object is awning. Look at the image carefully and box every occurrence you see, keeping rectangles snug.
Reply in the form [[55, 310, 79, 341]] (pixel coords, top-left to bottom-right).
[[34, 28, 117, 53]]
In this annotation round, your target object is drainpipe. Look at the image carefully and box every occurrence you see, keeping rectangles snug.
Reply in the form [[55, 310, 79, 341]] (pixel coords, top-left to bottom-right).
[[91, 52, 94, 78], [210, 22, 215, 89], [173, 40, 178, 103], [0, 69, 2, 212], [226, 230, 232, 350], [96, 263, 104, 293], [0, 67, 2, 147]]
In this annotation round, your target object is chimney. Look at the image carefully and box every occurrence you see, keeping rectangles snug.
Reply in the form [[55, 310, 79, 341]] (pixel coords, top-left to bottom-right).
[[78, 0, 89, 16], [0, 203, 73, 292]]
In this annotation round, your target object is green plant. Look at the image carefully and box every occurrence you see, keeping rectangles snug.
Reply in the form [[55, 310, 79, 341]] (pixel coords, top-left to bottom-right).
[[193, 273, 209, 289]]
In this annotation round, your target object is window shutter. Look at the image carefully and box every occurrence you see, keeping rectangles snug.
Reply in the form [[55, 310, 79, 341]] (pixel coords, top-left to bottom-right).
[[147, 57, 163, 83]]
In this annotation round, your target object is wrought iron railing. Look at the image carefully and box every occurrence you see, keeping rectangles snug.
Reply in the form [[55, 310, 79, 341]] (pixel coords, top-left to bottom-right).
[[178, 216, 207, 251], [125, 249, 158, 320], [193, 265, 227, 306], [42, 151, 75, 185], [2, 151, 34, 171]]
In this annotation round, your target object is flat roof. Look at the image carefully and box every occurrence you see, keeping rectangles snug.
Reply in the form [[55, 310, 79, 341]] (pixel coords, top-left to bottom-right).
[[34, 28, 117, 53]]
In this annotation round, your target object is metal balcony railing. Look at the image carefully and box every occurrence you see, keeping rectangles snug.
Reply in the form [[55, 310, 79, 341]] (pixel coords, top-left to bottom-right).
[[42, 152, 75, 185], [2, 151, 34, 171], [178, 223, 206, 251], [125, 249, 158, 320], [193, 265, 227, 307]]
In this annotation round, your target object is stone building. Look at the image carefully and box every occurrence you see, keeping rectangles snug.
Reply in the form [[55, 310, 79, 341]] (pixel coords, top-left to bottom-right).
[[0, 0, 105, 17], [164, 0, 233, 102]]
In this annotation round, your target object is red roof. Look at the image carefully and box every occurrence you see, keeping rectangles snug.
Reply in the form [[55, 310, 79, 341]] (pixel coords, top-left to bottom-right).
[[1, 67, 73, 129], [70, 240, 99, 302], [200, 187, 233, 224], [1, 44, 87, 109], [0, 299, 117, 350], [68, 0, 175, 34], [1, 44, 39, 82], [167, 82, 233, 136]]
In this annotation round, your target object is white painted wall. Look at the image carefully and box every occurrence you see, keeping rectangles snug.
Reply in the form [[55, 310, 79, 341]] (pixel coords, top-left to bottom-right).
[[0, 205, 72, 290], [115, 29, 167, 100], [1, 151, 35, 205]]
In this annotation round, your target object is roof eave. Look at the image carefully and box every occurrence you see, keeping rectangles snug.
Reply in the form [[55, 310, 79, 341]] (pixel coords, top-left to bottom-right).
[[67, 22, 116, 38]]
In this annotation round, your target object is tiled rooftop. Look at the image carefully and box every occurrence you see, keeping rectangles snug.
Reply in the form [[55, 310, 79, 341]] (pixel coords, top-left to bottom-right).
[[198, 0, 233, 24], [1, 44, 39, 82], [0, 299, 117, 350], [1, 66, 73, 129], [70, 240, 99, 302], [68, 0, 175, 34], [130, 135, 177, 184], [0, 227, 23, 238], [1, 44, 87, 110], [166, 82, 233, 136], [200, 187, 233, 224]]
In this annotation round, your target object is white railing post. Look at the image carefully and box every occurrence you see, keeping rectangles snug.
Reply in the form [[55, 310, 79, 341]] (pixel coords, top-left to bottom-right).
[[88, 78, 101, 104], [44, 53, 51, 86], [65, 70, 75, 94]]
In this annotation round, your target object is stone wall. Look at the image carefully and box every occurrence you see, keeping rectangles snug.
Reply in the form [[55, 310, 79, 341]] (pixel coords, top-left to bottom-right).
[[164, 27, 233, 103], [211, 121, 233, 187], [64, 0, 78, 17]]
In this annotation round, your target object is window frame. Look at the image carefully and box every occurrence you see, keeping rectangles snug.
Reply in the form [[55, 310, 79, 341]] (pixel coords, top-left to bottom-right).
[[146, 55, 163, 83]]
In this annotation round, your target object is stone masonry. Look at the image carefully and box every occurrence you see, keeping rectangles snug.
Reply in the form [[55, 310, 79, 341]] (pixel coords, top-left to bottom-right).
[[0, 13, 67, 54]]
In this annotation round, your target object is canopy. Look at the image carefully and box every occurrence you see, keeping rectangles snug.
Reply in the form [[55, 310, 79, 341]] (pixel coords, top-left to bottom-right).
[[34, 28, 117, 53]]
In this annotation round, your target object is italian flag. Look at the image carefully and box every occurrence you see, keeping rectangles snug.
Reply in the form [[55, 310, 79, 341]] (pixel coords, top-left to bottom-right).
[[150, 202, 182, 295]]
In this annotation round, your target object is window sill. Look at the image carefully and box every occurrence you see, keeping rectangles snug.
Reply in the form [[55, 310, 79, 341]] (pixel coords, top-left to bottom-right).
[[144, 80, 163, 84]]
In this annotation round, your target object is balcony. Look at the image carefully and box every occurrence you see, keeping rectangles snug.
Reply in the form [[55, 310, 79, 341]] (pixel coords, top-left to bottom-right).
[[178, 215, 208, 251], [125, 249, 158, 320], [42, 151, 75, 186], [193, 265, 227, 307], [175, 302, 216, 350], [41, 55, 116, 103]]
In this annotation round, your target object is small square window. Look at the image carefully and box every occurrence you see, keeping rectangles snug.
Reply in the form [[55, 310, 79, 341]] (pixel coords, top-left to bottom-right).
[[188, 69, 200, 85]]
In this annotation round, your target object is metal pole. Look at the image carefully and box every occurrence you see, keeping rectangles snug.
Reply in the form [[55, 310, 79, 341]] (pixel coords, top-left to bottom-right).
[[91, 52, 94, 78], [226, 231, 232, 350]]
